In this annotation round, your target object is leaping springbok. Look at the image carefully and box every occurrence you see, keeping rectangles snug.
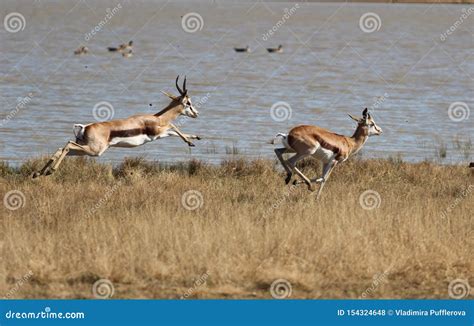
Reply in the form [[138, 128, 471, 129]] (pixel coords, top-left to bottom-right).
[[33, 76, 201, 178], [271, 108, 382, 199]]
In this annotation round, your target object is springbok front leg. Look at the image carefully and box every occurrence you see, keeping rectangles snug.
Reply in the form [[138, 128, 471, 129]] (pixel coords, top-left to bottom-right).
[[293, 160, 338, 197], [315, 160, 338, 199], [168, 123, 199, 147], [167, 130, 201, 141]]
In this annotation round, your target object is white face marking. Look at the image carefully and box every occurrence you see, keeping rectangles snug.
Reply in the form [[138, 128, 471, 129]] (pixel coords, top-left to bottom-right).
[[109, 134, 152, 147], [367, 120, 382, 136], [182, 97, 199, 118]]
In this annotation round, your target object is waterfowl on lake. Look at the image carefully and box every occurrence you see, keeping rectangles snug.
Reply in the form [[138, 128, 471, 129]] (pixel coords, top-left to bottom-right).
[[122, 50, 133, 58], [267, 45, 283, 53], [74, 46, 89, 55], [234, 46, 250, 53], [108, 40, 133, 52]]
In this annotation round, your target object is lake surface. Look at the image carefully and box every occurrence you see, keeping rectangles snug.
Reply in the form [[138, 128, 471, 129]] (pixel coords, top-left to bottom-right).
[[1, 0, 472, 165]]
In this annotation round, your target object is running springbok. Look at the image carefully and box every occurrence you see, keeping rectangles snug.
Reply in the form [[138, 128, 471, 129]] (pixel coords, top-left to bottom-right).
[[272, 108, 382, 199], [33, 76, 201, 178]]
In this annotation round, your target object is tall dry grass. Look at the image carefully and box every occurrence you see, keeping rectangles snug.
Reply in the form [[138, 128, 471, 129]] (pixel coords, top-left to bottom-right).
[[0, 157, 472, 299]]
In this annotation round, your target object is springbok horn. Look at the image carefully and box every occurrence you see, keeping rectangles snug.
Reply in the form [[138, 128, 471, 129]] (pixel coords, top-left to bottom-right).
[[175, 75, 184, 95], [183, 76, 187, 94]]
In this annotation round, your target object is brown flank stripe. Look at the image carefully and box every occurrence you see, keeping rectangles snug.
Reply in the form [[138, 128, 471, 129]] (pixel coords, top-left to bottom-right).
[[109, 128, 157, 141]]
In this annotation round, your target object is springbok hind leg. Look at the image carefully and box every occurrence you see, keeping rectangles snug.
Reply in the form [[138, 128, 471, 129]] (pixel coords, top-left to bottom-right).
[[286, 153, 312, 190], [49, 141, 99, 173], [274, 148, 292, 184], [33, 141, 99, 177], [33, 147, 64, 178]]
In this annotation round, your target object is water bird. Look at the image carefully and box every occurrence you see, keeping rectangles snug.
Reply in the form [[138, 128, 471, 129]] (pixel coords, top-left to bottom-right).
[[74, 46, 89, 55], [122, 50, 133, 58], [108, 40, 133, 52], [267, 45, 283, 53], [234, 46, 250, 53]]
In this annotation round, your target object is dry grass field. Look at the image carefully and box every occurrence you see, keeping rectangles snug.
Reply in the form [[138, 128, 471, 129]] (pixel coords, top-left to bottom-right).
[[0, 156, 472, 299]]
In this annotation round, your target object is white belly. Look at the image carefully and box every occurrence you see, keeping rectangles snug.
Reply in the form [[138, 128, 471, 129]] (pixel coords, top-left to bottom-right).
[[312, 145, 336, 163], [109, 134, 153, 148]]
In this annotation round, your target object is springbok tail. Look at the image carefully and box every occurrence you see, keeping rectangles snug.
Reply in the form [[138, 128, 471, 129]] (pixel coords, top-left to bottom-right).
[[73, 124, 87, 141], [268, 132, 287, 145]]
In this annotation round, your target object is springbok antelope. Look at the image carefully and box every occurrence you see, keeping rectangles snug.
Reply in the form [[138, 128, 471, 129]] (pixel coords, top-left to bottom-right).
[[272, 108, 382, 199], [33, 76, 201, 178]]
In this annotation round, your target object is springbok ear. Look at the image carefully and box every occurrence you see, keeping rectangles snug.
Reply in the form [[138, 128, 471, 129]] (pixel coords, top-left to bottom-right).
[[161, 90, 178, 100], [362, 108, 368, 118], [348, 114, 360, 122]]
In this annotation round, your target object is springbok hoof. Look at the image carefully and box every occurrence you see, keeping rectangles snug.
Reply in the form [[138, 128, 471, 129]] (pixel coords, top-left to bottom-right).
[[188, 142, 195, 147], [285, 176, 292, 185], [32, 172, 41, 179], [196, 136, 201, 140], [44, 169, 55, 176]]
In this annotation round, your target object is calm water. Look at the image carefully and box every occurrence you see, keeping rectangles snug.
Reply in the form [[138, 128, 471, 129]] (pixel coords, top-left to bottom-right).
[[0, 0, 472, 165]]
